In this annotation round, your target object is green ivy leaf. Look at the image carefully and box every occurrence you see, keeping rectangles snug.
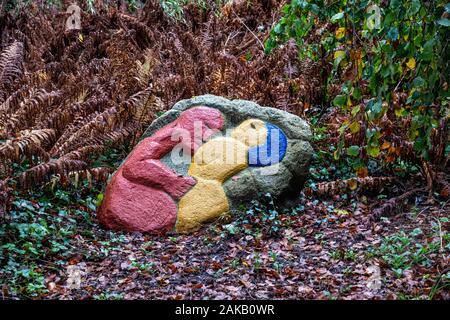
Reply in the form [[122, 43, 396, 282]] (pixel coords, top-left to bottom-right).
[[368, 99, 382, 115], [309, 4, 320, 14], [413, 76, 426, 88], [421, 39, 436, 61], [389, 0, 401, 9], [410, 0, 421, 15], [347, 145, 360, 157], [437, 18, 450, 27], [351, 105, 361, 117], [96, 193, 104, 207], [273, 23, 283, 34], [366, 146, 380, 158], [353, 87, 362, 101], [331, 12, 344, 22], [333, 95, 347, 107], [387, 27, 399, 40]]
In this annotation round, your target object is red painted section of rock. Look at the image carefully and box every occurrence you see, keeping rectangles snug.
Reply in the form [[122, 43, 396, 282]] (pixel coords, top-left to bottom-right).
[[98, 106, 224, 232], [99, 168, 178, 232]]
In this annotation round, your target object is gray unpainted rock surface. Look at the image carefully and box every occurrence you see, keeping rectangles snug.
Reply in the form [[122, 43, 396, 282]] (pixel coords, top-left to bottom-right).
[[142, 94, 314, 209]]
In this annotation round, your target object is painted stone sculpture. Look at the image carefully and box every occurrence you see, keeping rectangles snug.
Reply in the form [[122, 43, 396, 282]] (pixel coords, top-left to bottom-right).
[[98, 95, 313, 233]]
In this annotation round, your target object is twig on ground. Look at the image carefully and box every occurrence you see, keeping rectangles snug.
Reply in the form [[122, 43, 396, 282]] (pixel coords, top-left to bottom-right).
[[433, 217, 446, 260], [372, 187, 426, 220], [307, 176, 397, 197]]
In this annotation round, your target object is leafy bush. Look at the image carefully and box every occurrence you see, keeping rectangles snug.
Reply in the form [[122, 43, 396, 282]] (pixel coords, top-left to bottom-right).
[[266, 0, 449, 172], [0, 192, 94, 297], [160, 0, 204, 21]]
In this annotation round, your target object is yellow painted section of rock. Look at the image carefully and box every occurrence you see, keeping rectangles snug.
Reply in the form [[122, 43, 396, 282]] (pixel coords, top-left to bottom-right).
[[176, 179, 229, 233], [176, 119, 268, 233], [231, 119, 267, 147], [189, 137, 248, 181]]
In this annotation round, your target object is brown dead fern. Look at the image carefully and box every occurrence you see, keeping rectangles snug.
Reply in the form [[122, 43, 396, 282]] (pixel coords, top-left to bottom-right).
[[0, 1, 322, 196]]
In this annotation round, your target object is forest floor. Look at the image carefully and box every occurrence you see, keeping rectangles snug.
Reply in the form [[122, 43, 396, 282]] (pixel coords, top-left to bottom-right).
[[0, 2, 449, 300], [3, 179, 448, 300]]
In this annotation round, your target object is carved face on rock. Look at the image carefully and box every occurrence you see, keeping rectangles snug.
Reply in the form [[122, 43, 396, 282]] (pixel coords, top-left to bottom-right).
[[98, 95, 313, 234], [170, 106, 225, 152]]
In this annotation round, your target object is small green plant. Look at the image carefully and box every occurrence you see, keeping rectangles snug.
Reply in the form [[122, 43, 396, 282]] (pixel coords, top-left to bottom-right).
[[343, 266, 353, 276], [217, 193, 285, 240], [253, 252, 262, 273], [131, 261, 156, 273], [369, 227, 448, 279], [93, 292, 124, 300], [329, 248, 358, 261], [160, 0, 227, 22], [329, 249, 343, 260], [344, 249, 357, 261], [429, 269, 450, 299], [230, 258, 240, 269], [269, 251, 283, 273]]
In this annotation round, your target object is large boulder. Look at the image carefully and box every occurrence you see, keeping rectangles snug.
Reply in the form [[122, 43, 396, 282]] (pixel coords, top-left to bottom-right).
[[98, 95, 313, 233]]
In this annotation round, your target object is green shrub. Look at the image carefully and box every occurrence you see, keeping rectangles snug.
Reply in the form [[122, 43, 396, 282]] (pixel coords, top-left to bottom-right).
[[266, 0, 449, 169]]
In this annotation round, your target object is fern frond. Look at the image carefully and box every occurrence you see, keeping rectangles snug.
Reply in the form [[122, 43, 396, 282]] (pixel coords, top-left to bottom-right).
[[19, 158, 87, 189], [0, 129, 55, 162], [0, 41, 24, 101]]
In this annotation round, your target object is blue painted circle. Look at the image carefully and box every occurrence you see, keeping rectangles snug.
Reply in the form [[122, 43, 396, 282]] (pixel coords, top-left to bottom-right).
[[248, 123, 287, 167]]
